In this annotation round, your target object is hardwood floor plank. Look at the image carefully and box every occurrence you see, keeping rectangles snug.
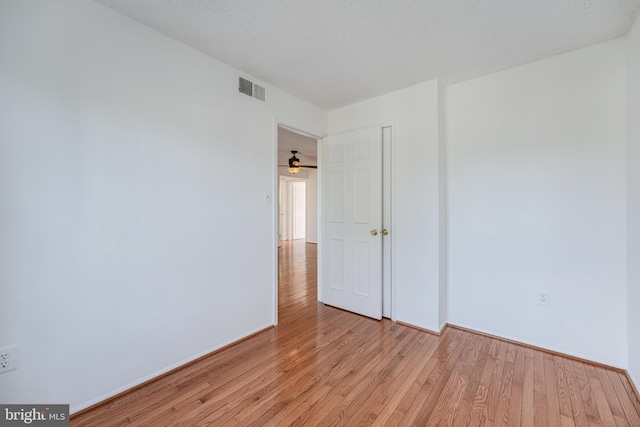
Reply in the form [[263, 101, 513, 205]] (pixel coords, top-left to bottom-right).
[[424, 334, 482, 426], [485, 340, 508, 426], [533, 350, 548, 427], [352, 333, 432, 426], [621, 373, 640, 418], [521, 348, 535, 427], [403, 331, 470, 425], [271, 384, 332, 427], [565, 358, 590, 427], [587, 372, 619, 427], [573, 360, 602, 424], [606, 370, 640, 426], [70, 241, 640, 427], [234, 320, 379, 424], [394, 329, 466, 425], [459, 336, 497, 427], [128, 382, 212, 427], [595, 368, 628, 425], [555, 354, 575, 419], [544, 354, 563, 426], [370, 334, 438, 426], [506, 345, 525, 427], [492, 342, 516, 427], [450, 336, 492, 427], [316, 326, 419, 426]]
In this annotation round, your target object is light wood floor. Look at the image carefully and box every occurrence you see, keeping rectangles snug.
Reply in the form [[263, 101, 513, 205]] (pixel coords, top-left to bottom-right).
[[73, 240, 640, 426]]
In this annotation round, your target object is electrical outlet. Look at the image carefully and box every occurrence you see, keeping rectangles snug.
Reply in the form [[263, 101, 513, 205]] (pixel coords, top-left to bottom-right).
[[537, 291, 550, 306], [0, 344, 19, 374]]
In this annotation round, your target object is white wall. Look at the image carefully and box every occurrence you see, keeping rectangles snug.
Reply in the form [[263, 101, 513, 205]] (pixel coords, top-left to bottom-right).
[[446, 39, 627, 367], [627, 14, 640, 390], [328, 80, 444, 331], [0, 0, 326, 411]]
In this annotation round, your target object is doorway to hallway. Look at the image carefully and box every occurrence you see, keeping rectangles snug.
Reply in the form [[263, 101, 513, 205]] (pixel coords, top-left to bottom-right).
[[277, 240, 318, 322], [276, 125, 319, 325]]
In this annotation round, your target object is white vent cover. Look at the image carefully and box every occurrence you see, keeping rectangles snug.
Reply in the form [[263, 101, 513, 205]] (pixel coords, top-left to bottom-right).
[[253, 83, 265, 102], [238, 77, 265, 102]]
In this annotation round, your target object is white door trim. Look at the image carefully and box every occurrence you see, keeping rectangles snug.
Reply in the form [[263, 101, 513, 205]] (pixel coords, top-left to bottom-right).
[[389, 122, 398, 323], [382, 126, 392, 319]]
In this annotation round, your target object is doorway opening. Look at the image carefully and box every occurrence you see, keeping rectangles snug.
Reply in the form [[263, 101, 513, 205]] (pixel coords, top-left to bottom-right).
[[276, 125, 319, 323], [274, 124, 394, 324]]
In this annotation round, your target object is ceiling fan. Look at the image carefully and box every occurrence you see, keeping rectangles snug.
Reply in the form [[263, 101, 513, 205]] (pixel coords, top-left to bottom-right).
[[279, 150, 317, 174]]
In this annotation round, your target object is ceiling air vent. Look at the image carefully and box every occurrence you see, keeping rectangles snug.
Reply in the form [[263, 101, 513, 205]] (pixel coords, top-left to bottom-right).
[[238, 77, 266, 102]]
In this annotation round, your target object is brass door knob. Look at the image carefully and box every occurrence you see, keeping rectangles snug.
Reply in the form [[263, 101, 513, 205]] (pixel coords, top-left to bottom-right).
[[381, 229, 389, 236], [370, 229, 378, 236]]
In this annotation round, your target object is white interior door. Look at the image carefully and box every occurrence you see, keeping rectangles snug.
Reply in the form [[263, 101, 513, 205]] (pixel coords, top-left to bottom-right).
[[322, 126, 383, 320], [291, 181, 306, 240]]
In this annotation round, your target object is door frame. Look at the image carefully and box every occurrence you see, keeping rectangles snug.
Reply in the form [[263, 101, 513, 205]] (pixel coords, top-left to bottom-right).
[[271, 121, 397, 325], [273, 122, 321, 325], [382, 126, 393, 318]]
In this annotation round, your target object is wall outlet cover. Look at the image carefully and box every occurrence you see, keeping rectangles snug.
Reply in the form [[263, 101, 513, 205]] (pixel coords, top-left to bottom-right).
[[537, 291, 550, 306], [0, 344, 19, 374]]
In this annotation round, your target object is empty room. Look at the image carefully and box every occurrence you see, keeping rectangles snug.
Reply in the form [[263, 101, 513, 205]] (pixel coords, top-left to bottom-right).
[[1, 0, 640, 425]]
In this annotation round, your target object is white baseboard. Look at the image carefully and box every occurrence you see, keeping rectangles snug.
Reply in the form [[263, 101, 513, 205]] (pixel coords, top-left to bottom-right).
[[71, 322, 273, 414], [447, 321, 625, 370], [627, 368, 640, 401]]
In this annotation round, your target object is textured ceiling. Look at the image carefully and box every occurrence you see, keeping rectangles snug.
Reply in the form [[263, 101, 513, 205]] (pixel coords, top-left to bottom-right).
[[93, 0, 640, 110]]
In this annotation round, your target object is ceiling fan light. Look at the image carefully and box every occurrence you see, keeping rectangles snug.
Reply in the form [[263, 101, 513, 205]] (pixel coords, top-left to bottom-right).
[[287, 150, 302, 173]]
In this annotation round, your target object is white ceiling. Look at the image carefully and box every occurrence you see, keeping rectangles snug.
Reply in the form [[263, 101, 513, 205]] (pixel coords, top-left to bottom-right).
[[93, 0, 640, 110]]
